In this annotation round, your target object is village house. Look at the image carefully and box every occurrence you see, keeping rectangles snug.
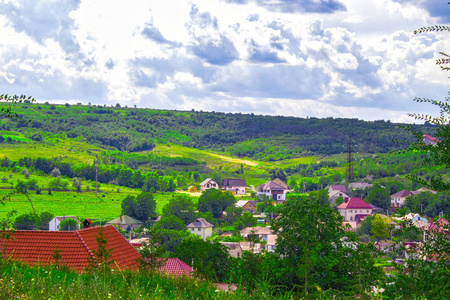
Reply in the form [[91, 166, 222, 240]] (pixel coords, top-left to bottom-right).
[[265, 235, 277, 252], [328, 190, 350, 206], [222, 179, 247, 195], [423, 134, 437, 146], [186, 218, 213, 240], [199, 178, 219, 192], [49, 216, 81, 231], [106, 215, 143, 231], [390, 190, 414, 208], [257, 178, 289, 201], [235, 200, 258, 213], [240, 226, 273, 241], [220, 242, 243, 258], [337, 197, 373, 223], [239, 241, 263, 254]]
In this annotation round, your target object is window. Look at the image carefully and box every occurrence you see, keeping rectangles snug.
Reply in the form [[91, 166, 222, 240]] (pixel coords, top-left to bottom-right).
[[198, 228, 201, 231], [349, 210, 352, 213], [350, 216, 353, 221], [367, 210, 369, 213]]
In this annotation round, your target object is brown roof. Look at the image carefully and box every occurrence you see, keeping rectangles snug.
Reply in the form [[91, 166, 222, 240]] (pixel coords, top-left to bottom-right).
[[258, 181, 286, 191], [391, 190, 413, 198], [0, 225, 140, 272], [337, 197, 372, 209], [273, 178, 288, 189], [330, 185, 347, 193], [222, 179, 247, 187], [186, 218, 213, 228]]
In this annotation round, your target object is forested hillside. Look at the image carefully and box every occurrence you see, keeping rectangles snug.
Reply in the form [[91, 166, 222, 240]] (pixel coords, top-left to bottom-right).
[[0, 102, 432, 160]]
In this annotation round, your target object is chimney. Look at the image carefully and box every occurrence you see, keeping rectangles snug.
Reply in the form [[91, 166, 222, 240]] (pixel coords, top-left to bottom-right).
[[344, 198, 349, 203], [120, 215, 123, 222]]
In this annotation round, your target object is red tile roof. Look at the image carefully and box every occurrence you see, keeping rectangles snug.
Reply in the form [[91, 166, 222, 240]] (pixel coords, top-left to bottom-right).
[[159, 258, 193, 276], [337, 197, 372, 209], [0, 225, 140, 272]]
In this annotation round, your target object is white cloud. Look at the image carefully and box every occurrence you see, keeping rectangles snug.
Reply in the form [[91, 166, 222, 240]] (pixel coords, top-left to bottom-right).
[[0, 0, 448, 121]]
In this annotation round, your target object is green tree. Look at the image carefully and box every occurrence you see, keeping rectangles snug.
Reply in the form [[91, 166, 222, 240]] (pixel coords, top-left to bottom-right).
[[162, 194, 196, 225], [272, 194, 382, 295], [156, 215, 185, 231], [59, 218, 79, 231], [36, 211, 54, 230], [14, 213, 37, 230], [370, 214, 391, 241], [365, 184, 390, 210], [135, 192, 157, 222], [197, 189, 236, 218], [86, 227, 115, 274], [72, 177, 83, 192], [269, 168, 287, 182], [137, 227, 166, 273], [175, 235, 231, 282]]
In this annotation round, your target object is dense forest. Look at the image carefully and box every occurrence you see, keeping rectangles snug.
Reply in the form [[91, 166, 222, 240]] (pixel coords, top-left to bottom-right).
[[0, 102, 433, 160]]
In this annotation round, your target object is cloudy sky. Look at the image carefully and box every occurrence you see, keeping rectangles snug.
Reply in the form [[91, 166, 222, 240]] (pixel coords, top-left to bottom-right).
[[0, 0, 449, 122]]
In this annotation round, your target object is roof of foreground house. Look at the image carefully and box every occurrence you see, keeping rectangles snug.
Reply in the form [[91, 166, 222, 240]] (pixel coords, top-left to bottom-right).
[[337, 197, 372, 210], [0, 225, 141, 272]]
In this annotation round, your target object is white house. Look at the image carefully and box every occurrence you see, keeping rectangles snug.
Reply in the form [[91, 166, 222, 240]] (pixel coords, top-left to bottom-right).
[[199, 178, 219, 192], [257, 178, 289, 201], [48, 216, 80, 231], [222, 179, 247, 195], [186, 218, 214, 240]]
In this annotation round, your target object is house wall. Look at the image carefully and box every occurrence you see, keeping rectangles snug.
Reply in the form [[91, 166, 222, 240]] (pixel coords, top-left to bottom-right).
[[224, 186, 246, 195], [189, 227, 213, 239], [243, 203, 256, 213], [49, 218, 59, 231], [391, 197, 407, 207], [343, 208, 373, 222]]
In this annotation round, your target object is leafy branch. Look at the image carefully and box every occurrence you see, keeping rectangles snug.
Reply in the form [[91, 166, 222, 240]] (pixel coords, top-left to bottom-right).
[[0, 94, 35, 123]]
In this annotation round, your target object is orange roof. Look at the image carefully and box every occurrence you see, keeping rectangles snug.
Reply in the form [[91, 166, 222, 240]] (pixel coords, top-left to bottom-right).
[[0, 225, 140, 272]]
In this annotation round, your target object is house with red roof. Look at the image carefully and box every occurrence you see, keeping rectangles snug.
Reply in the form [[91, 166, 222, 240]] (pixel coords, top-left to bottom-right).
[[0, 225, 141, 272], [390, 190, 414, 208], [423, 134, 437, 146], [337, 197, 373, 222]]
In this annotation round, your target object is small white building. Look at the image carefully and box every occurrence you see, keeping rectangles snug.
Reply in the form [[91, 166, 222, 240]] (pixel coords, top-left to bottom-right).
[[186, 218, 214, 240], [199, 178, 219, 192], [48, 216, 80, 231]]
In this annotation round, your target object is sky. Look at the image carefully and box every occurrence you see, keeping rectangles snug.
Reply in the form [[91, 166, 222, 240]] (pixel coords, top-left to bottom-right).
[[0, 0, 449, 123]]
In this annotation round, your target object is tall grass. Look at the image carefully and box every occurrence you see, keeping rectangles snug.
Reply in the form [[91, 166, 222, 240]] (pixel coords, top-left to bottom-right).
[[0, 260, 300, 299]]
